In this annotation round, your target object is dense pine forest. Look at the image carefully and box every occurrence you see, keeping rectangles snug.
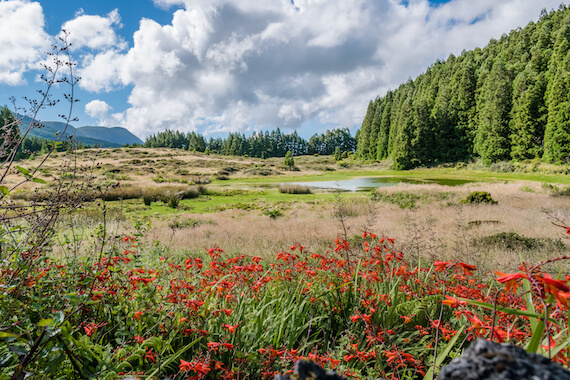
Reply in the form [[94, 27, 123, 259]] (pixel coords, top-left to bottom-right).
[[143, 128, 356, 158], [356, 5, 570, 169]]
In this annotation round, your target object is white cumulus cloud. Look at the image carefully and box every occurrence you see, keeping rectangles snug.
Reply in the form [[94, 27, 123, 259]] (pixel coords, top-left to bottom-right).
[[73, 0, 562, 138], [62, 9, 126, 51], [0, 0, 50, 85]]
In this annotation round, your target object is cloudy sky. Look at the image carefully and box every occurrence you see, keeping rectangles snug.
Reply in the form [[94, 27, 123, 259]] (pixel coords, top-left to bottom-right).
[[0, 0, 563, 139]]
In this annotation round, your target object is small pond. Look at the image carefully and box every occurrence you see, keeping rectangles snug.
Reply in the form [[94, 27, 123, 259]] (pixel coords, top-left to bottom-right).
[[284, 177, 476, 192]]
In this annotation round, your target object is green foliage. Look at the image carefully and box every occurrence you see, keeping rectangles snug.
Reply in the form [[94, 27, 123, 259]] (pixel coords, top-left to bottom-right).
[[283, 150, 295, 169], [461, 191, 498, 204], [0, 107, 20, 160], [356, 6, 570, 169], [144, 128, 356, 158], [262, 208, 283, 219], [474, 231, 565, 251]]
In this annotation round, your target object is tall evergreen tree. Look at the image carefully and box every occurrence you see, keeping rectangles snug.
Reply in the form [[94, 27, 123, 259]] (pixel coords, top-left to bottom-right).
[[474, 59, 512, 164]]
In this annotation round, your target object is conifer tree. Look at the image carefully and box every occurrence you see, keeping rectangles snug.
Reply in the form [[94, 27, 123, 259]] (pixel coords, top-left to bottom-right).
[[474, 59, 512, 164]]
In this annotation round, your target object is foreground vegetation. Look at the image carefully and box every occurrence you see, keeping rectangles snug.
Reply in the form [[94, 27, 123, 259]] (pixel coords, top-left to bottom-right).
[[2, 221, 570, 379]]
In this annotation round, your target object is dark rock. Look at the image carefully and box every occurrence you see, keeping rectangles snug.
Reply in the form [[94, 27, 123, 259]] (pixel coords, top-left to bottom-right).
[[438, 338, 570, 380], [274, 359, 347, 380]]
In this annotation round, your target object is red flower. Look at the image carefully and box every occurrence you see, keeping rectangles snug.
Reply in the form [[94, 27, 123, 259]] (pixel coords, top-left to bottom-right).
[[145, 348, 157, 363], [495, 271, 527, 293], [222, 323, 240, 334], [133, 311, 144, 320], [434, 261, 453, 272], [457, 262, 476, 276], [179, 359, 192, 372], [442, 295, 466, 308], [540, 273, 570, 307]]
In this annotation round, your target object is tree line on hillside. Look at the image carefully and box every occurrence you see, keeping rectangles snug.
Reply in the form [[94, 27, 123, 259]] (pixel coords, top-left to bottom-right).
[[357, 5, 570, 169], [143, 128, 356, 158], [1, 106, 356, 160], [0, 107, 79, 160]]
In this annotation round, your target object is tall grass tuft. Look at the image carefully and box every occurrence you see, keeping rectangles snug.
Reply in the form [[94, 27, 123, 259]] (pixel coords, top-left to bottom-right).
[[279, 184, 312, 194]]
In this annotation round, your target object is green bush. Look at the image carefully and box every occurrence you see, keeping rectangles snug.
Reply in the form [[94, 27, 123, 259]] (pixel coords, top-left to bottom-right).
[[474, 232, 566, 251], [461, 191, 497, 204], [167, 195, 180, 209], [143, 193, 153, 206], [262, 208, 283, 219]]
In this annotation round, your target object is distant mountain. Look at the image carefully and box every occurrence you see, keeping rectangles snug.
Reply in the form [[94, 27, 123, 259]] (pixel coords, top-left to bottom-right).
[[76, 126, 142, 146], [17, 115, 142, 148]]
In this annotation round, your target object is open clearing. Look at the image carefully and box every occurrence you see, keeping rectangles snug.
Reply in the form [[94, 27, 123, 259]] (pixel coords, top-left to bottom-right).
[[10, 147, 568, 275]]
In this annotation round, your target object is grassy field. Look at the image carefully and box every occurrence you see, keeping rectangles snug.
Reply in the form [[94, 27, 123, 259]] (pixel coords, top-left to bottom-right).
[[8, 147, 568, 274]]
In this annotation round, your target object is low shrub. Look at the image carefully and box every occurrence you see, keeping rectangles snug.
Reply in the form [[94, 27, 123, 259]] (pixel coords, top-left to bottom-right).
[[243, 168, 282, 176], [262, 208, 283, 219], [143, 193, 153, 206], [489, 161, 514, 172], [542, 182, 560, 192], [474, 231, 566, 251], [552, 187, 570, 197], [461, 191, 497, 204], [167, 195, 180, 208], [279, 184, 312, 194], [372, 191, 420, 208]]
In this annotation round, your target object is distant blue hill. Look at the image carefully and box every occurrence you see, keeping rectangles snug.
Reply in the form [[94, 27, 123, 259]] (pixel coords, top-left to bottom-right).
[[17, 115, 142, 148]]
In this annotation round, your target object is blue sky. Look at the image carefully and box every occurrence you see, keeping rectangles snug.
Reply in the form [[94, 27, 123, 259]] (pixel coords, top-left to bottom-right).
[[0, 0, 561, 140]]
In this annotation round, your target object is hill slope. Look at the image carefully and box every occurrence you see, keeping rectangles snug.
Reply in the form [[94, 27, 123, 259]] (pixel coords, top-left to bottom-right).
[[357, 6, 570, 169], [18, 116, 140, 148], [76, 126, 142, 146]]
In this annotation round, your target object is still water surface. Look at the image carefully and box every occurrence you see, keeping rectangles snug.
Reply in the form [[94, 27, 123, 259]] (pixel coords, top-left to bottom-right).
[[285, 177, 475, 192]]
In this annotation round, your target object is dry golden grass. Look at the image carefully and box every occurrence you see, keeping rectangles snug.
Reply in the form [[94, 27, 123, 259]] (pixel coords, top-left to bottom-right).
[[15, 148, 569, 276]]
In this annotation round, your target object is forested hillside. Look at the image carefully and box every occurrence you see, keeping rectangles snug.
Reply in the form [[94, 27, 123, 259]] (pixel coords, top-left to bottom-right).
[[144, 128, 356, 158], [357, 5, 570, 169]]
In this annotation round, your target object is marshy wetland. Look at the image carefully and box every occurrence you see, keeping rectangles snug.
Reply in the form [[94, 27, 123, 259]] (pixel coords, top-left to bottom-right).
[[11, 147, 570, 274]]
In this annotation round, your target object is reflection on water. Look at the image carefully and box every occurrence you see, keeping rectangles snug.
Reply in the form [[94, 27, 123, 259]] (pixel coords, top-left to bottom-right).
[[285, 177, 475, 192]]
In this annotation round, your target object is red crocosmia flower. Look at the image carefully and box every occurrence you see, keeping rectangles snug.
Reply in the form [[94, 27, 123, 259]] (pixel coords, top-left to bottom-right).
[[442, 295, 466, 308], [207, 341, 221, 351], [133, 335, 145, 343], [541, 274, 570, 307], [434, 261, 453, 272], [145, 348, 157, 363], [193, 361, 210, 375], [222, 323, 240, 333], [133, 311, 144, 320], [350, 315, 360, 322], [252, 256, 262, 264], [458, 262, 476, 276], [213, 361, 224, 370], [222, 343, 235, 350], [83, 323, 97, 337], [495, 271, 527, 293], [179, 359, 192, 372], [466, 314, 486, 335]]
